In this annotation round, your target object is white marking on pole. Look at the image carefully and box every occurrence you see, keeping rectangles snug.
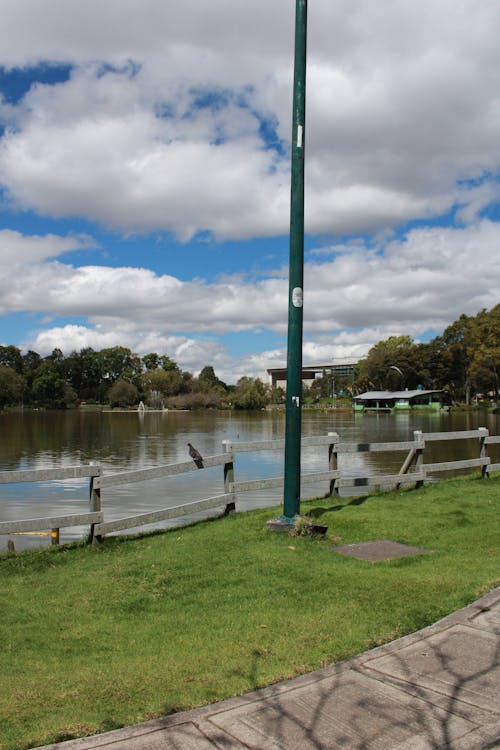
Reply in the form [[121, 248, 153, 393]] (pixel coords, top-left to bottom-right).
[[297, 124, 303, 148], [292, 287, 303, 307]]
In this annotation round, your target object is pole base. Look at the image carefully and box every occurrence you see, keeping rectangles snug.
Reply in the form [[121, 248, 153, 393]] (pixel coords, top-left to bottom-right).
[[266, 514, 300, 533]]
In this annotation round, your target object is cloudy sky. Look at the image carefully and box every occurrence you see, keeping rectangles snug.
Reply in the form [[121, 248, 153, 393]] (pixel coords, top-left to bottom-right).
[[0, 0, 499, 383]]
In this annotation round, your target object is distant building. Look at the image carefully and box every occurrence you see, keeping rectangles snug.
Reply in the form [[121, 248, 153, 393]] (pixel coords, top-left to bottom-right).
[[266, 361, 357, 390], [353, 390, 452, 412]]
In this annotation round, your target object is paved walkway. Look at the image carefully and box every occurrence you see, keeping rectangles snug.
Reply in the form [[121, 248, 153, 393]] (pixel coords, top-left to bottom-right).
[[38, 587, 500, 750]]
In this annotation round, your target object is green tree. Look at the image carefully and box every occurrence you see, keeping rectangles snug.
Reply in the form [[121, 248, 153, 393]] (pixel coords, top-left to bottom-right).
[[0, 365, 25, 408], [21, 351, 42, 401], [179, 370, 194, 392], [142, 352, 160, 371], [141, 367, 183, 401], [97, 347, 142, 396], [47, 347, 64, 366], [160, 355, 178, 372], [62, 347, 103, 402], [232, 377, 270, 410], [440, 314, 473, 402], [0, 345, 23, 374], [467, 305, 500, 397], [270, 385, 285, 405], [108, 379, 138, 408], [357, 336, 416, 390], [306, 370, 335, 402], [198, 366, 226, 389], [31, 361, 78, 409]]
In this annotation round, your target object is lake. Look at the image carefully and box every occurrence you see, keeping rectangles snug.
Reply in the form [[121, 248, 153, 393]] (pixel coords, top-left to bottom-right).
[[1, 408, 499, 550]]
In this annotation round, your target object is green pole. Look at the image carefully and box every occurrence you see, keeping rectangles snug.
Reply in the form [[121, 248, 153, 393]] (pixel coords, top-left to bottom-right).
[[283, 0, 307, 521]]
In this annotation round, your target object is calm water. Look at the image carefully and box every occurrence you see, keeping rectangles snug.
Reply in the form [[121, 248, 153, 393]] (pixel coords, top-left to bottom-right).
[[1, 408, 499, 550]]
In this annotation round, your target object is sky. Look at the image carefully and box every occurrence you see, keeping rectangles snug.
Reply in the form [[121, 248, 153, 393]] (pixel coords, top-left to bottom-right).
[[0, 0, 500, 384]]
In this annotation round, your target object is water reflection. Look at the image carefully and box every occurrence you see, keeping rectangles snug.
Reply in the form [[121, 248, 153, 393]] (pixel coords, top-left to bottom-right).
[[1, 409, 499, 551]]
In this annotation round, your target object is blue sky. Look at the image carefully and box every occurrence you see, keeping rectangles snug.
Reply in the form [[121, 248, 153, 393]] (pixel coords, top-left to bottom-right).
[[0, 0, 500, 383]]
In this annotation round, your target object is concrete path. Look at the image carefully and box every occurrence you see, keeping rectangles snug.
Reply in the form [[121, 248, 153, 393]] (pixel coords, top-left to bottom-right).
[[37, 587, 500, 750]]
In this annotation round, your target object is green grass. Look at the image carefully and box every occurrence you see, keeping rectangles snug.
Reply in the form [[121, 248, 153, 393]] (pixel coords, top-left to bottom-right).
[[1, 475, 499, 749]]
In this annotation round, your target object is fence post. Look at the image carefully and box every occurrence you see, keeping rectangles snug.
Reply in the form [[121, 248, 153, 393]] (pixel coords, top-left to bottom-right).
[[222, 441, 236, 514], [479, 427, 489, 479], [398, 448, 416, 477], [328, 432, 339, 496], [89, 464, 102, 544], [413, 430, 425, 488]]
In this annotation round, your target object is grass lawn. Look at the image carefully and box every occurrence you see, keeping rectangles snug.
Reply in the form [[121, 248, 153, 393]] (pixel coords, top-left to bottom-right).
[[1, 474, 499, 749]]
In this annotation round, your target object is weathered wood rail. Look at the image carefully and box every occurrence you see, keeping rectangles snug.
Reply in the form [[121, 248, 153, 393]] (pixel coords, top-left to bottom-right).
[[0, 465, 103, 544], [91, 452, 235, 538], [0, 428, 498, 548]]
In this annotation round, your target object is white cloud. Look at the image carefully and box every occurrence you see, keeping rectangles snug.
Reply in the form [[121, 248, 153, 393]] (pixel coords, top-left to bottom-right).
[[0, 66, 288, 240], [28, 323, 229, 373], [5, 221, 499, 334], [0, 1, 293, 71], [1, 1, 500, 237], [6, 218, 499, 381], [0, 229, 94, 267], [1, 1, 500, 381]]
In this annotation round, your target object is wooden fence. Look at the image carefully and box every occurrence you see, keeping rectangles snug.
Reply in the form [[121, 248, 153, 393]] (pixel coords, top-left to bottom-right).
[[0, 465, 103, 544], [0, 428, 498, 547]]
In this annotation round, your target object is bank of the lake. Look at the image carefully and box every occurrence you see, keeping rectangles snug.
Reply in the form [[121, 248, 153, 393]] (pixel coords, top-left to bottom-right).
[[1, 474, 499, 750]]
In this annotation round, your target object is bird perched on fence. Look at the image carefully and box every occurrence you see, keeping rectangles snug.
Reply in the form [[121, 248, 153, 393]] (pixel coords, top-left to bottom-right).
[[187, 442, 204, 468]]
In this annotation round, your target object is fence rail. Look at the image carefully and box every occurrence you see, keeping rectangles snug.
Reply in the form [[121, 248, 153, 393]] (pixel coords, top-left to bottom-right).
[[92, 495, 234, 537], [0, 512, 103, 534], [485, 435, 500, 472], [333, 440, 416, 453], [92, 453, 231, 490], [1, 428, 498, 548], [231, 470, 339, 494], [0, 465, 101, 484]]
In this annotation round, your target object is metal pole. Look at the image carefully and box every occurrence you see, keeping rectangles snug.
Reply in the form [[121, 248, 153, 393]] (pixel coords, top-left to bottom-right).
[[283, 0, 308, 521]]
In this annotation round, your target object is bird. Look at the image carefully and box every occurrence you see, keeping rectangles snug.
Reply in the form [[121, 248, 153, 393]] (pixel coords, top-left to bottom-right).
[[187, 443, 204, 468]]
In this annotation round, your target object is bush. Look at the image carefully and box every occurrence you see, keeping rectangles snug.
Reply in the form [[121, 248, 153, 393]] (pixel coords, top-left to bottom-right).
[[108, 380, 138, 408], [232, 377, 271, 410]]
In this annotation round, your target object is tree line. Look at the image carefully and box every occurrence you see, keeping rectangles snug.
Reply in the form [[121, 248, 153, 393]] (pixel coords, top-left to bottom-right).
[[0, 346, 273, 410], [354, 303, 500, 404], [0, 304, 498, 410]]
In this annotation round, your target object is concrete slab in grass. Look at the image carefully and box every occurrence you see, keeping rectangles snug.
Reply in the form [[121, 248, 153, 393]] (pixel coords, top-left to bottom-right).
[[330, 539, 433, 562]]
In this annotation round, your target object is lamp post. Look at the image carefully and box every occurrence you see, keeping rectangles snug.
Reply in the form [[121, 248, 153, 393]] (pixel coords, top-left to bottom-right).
[[271, 0, 308, 528], [388, 365, 404, 388]]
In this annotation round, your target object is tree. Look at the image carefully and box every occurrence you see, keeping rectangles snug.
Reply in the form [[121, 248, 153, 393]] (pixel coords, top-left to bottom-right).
[[63, 348, 99, 401], [307, 370, 336, 402], [47, 347, 64, 365], [159, 355, 178, 372], [108, 379, 138, 408], [180, 370, 194, 392], [441, 314, 472, 402], [232, 377, 270, 410], [270, 385, 285, 405], [64, 347, 104, 402], [0, 345, 23, 374], [198, 366, 225, 388], [141, 367, 183, 402], [467, 305, 500, 397], [142, 352, 160, 371], [31, 361, 77, 409], [98, 347, 142, 385], [0, 365, 24, 408], [357, 336, 416, 390]]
